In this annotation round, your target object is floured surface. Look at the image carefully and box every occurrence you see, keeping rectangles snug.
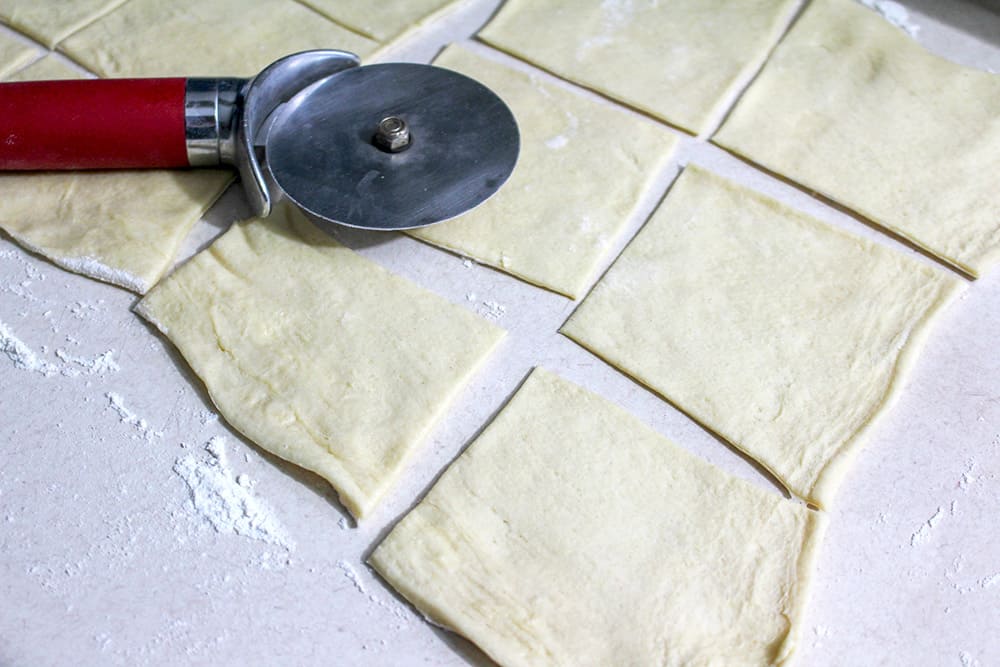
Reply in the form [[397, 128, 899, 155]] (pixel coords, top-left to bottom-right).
[[411, 44, 677, 298], [715, 0, 1000, 277], [479, 0, 802, 134], [59, 0, 379, 77], [372, 368, 825, 667], [562, 167, 962, 508], [136, 204, 505, 519], [297, 0, 463, 43], [0, 0, 128, 48]]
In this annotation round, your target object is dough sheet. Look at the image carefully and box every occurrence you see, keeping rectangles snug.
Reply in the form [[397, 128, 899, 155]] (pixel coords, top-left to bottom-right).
[[0, 0, 129, 48], [59, 0, 379, 77], [479, 0, 802, 135], [561, 166, 963, 509], [411, 44, 678, 298], [136, 204, 505, 519], [0, 30, 40, 78], [714, 0, 1000, 277], [371, 368, 825, 667], [296, 0, 464, 43], [0, 57, 232, 293]]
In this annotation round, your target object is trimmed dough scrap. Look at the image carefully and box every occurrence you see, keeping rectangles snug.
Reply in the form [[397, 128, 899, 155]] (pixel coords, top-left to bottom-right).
[[714, 0, 1000, 277], [561, 166, 963, 509], [479, 0, 802, 135], [0, 58, 232, 294], [59, 0, 378, 77], [136, 204, 505, 519], [296, 0, 463, 44], [0, 0, 129, 49], [0, 30, 41, 79], [371, 367, 825, 667], [411, 44, 678, 298]]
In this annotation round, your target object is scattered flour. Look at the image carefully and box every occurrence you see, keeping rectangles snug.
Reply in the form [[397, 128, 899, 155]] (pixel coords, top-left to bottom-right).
[[338, 516, 351, 530], [54, 255, 148, 294], [478, 300, 506, 321], [960, 650, 980, 667], [812, 625, 832, 649], [174, 436, 292, 548], [0, 318, 58, 376], [465, 292, 477, 302], [461, 258, 474, 269], [858, 0, 921, 37], [106, 392, 164, 443], [55, 348, 119, 377], [337, 560, 410, 624], [910, 506, 943, 547], [958, 461, 977, 490]]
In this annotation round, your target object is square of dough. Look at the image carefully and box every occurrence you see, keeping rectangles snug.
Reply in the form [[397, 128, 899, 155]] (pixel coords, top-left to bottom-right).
[[135, 204, 505, 519], [561, 166, 963, 509], [0, 57, 232, 293], [0, 30, 40, 79], [0, 0, 128, 48], [371, 368, 825, 667], [59, 0, 378, 77], [479, 0, 802, 135], [714, 0, 1000, 277], [296, 0, 463, 43], [410, 45, 679, 298]]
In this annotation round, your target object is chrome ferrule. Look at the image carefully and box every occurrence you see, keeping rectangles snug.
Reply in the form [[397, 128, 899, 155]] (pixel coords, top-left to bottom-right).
[[184, 78, 246, 167]]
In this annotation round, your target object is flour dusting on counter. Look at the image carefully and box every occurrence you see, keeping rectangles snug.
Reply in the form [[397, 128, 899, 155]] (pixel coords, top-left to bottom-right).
[[106, 392, 164, 443], [174, 436, 292, 548], [0, 318, 58, 376], [910, 506, 943, 546]]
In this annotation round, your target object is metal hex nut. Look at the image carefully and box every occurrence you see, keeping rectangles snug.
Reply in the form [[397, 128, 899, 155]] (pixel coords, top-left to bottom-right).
[[374, 116, 411, 152]]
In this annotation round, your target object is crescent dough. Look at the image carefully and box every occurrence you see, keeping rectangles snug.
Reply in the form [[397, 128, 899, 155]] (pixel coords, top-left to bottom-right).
[[561, 166, 962, 509], [136, 204, 505, 519], [59, 0, 378, 77], [479, 0, 802, 135], [0, 0, 127, 48], [714, 0, 1000, 277], [411, 44, 678, 298], [0, 58, 232, 293], [371, 368, 825, 667]]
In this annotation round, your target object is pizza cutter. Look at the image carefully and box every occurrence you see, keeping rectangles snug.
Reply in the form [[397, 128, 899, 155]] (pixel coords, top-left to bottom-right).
[[0, 50, 520, 230]]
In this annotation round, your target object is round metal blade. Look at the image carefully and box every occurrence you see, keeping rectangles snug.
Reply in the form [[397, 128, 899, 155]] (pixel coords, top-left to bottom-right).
[[264, 63, 519, 231]]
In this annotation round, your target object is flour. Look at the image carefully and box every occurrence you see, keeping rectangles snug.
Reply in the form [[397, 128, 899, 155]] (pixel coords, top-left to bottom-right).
[[105, 392, 164, 443], [958, 461, 977, 490], [960, 650, 980, 667], [173, 436, 292, 548], [337, 560, 410, 624], [461, 258, 474, 269], [910, 506, 943, 546], [55, 349, 119, 377], [478, 300, 507, 321], [858, 0, 920, 37], [0, 318, 58, 376], [54, 255, 149, 294]]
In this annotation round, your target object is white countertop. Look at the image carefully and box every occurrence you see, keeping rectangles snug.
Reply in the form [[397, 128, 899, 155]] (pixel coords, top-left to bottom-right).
[[2, 2, 999, 665]]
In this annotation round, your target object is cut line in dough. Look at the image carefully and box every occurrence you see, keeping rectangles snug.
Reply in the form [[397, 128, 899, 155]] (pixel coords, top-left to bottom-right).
[[371, 367, 826, 667]]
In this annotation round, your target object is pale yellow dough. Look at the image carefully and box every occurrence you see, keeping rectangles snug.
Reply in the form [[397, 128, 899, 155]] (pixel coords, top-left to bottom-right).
[[0, 30, 40, 78], [297, 0, 463, 43], [0, 58, 232, 293], [136, 205, 505, 519], [562, 167, 962, 508], [715, 0, 1000, 277], [0, 0, 128, 48], [479, 0, 802, 135], [411, 45, 678, 298], [372, 368, 825, 667], [60, 0, 378, 77]]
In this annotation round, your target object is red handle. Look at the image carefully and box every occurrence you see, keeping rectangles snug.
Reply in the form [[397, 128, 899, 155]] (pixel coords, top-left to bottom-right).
[[0, 78, 190, 170]]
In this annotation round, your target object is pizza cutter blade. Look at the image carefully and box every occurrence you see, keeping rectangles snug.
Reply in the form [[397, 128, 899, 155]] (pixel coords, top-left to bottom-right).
[[0, 50, 520, 232]]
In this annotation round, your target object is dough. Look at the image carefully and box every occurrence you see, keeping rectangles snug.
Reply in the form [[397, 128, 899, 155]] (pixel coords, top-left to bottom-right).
[[411, 45, 678, 298], [0, 0, 128, 48], [0, 29, 40, 78], [297, 0, 463, 43], [561, 166, 962, 509], [135, 204, 505, 519], [0, 58, 232, 294], [59, 0, 379, 77], [371, 368, 825, 667], [714, 0, 1000, 277], [479, 0, 802, 135]]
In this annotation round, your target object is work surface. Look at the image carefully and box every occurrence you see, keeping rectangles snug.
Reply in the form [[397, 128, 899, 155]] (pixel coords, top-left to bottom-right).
[[2, 1, 1000, 665]]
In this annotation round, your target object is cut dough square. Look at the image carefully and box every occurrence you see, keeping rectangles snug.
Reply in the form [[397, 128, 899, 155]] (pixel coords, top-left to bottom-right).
[[479, 0, 802, 135], [410, 45, 678, 298], [136, 204, 505, 519], [59, 0, 378, 77], [0, 30, 40, 79], [0, 57, 232, 293], [561, 166, 962, 509], [0, 0, 128, 48], [296, 0, 463, 43], [371, 367, 825, 667], [714, 0, 1000, 277]]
